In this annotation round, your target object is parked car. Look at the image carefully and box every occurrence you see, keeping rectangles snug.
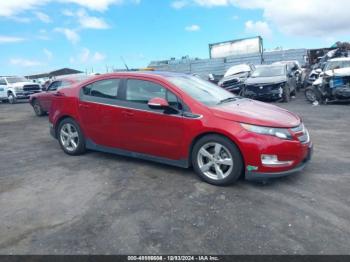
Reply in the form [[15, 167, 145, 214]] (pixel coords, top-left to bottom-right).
[[218, 64, 255, 94], [305, 58, 350, 104], [0, 76, 41, 104], [49, 72, 312, 186], [272, 61, 302, 90], [29, 75, 90, 116], [242, 65, 297, 102]]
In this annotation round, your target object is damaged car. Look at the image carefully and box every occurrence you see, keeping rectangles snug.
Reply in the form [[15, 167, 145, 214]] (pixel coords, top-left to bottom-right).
[[218, 64, 255, 94], [305, 58, 350, 103], [241, 65, 296, 102]]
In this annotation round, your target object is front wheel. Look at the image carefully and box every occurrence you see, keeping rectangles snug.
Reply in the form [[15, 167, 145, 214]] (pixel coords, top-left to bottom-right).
[[305, 86, 321, 103], [8, 93, 16, 104], [192, 135, 243, 186], [58, 118, 86, 155], [282, 85, 290, 102]]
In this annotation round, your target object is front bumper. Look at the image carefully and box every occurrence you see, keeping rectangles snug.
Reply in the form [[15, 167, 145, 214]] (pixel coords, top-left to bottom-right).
[[15, 91, 41, 99], [245, 143, 313, 181]]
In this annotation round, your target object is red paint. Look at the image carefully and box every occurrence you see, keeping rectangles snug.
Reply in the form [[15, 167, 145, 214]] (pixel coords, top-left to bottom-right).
[[49, 72, 312, 175]]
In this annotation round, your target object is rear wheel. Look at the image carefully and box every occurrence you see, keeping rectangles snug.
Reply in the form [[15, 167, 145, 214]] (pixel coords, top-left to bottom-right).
[[32, 100, 45, 116], [192, 135, 243, 186], [8, 93, 16, 104], [58, 118, 86, 155]]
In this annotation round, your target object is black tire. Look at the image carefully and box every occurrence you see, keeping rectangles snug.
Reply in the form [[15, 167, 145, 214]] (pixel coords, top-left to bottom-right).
[[290, 87, 297, 97], [192, 134, 243, 186], [32, 100, 45, 116], [282, 85, 290, 102], [8, 93, 16, 104], [57, 118, 86, 156], [305, 86, 321, 103]]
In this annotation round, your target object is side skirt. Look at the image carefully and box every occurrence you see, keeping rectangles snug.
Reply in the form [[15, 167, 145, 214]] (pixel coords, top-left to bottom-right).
[[86, 139, 189, 168]]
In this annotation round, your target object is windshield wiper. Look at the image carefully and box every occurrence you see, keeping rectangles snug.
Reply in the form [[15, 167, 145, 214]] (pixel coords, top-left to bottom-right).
[[218, 97, 238, 105]]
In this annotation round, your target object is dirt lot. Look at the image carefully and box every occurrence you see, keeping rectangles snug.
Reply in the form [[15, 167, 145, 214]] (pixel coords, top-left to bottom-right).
[[0, 97, 349, 255]]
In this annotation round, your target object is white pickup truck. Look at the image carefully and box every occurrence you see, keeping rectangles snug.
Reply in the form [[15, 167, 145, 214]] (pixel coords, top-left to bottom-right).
[[0, 76, 42, 104]]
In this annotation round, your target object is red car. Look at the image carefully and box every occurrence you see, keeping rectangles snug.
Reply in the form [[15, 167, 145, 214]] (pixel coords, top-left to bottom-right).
[[29, 75, 89, 116], [49, 72, 312, 185]]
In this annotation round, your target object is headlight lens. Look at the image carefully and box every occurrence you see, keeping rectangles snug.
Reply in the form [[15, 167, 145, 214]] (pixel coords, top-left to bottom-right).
[[241, 123, 293, 140]]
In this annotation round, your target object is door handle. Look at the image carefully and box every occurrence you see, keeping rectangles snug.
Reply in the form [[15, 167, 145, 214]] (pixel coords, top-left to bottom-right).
[[53, 91, 63, 97], [122, 111, 135, 117], [79, 103, 91, 109]]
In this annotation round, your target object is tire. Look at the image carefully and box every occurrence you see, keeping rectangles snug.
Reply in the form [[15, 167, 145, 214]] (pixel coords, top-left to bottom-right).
[[305, 86, 321, 103], [290, 87, 297, 97], [192, 134, 243, 186], [57, 118, 86, 156], [282, 85, 290, 103], [8, 93, 16, 104], [32, 100, 45, 116]]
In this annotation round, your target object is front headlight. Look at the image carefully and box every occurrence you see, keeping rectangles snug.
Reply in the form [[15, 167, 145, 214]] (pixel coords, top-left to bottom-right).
[[241, 123, 293, 140]]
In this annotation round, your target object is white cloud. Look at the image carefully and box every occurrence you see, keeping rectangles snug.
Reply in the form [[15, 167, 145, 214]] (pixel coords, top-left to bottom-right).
[[93, 52, 106, 61], [55, 27, 80, 44], [175, 0, 350, 37], [0, 36, 25, 43], [10, 58, 42, 67], [43, 48, 53, 60], [70, 48, 106, 64], [185, 24, 200, 32], [0, 0, 140, 17], [76, 9, 110, 29], [34, 11, 51, 23], [245, 20, 272, 38], [171, 0, 188, 9]]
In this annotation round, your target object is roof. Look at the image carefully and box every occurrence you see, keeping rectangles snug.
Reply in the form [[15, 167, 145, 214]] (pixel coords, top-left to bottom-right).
[[26, 68, 83, 79], [112, 70, 191, 77]]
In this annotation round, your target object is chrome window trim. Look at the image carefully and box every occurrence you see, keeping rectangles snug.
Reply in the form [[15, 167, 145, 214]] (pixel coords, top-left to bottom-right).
[[79, 99, 203, 120]]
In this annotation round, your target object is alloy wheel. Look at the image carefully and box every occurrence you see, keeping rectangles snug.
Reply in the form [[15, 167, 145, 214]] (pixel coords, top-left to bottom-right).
[[60, 123, 79, 152], [305, 89, 316, 102], [197, 142, 234, 180]]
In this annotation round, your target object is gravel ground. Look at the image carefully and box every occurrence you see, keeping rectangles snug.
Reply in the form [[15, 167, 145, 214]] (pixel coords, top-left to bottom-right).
[[0, 97, 349, 255]]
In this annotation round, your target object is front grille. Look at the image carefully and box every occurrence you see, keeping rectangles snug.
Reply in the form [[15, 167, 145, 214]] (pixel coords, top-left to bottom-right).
[[245, 83, 281, 94], [291, 123, 310, 144], [23, 85, 40, 91], [222, 78, 240, 88]]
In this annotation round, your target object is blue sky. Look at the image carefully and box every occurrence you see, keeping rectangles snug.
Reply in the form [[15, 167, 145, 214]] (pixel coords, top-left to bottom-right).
[[0, 0, 349, 75]]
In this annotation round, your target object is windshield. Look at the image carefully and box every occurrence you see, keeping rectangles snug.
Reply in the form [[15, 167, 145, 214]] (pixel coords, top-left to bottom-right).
[[251, 66, 286, 77], [324, 60, 350, 71], [168, 76, 236, 106], [224, 64, 251, 77], [6, 77, 28, 83]]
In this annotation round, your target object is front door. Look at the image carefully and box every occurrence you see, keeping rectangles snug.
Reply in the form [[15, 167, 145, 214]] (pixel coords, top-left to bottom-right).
[[119, 78, 185, 160]]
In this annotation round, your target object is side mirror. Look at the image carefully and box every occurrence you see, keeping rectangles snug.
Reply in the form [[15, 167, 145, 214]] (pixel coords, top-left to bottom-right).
[[148, 97, 169, 109], [319, 72, 324, 77], [208, 74, 214, 81]]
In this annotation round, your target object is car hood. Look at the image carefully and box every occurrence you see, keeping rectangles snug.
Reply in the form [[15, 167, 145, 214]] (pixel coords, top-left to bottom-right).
[[245, 75, 287, 85], [10, 82, 39, 87], [324, 68, 350, 77], [211, 99, 301, 128]]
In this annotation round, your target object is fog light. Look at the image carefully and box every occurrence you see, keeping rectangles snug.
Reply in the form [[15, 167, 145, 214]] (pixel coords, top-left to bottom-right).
[[261, 155, 294, 167]]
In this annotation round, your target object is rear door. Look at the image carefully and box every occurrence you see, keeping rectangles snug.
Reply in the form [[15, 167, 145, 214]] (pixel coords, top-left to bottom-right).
[[78, 78, 123, 148], [41, 81, 62, 111], [118, 78, 185, 160]]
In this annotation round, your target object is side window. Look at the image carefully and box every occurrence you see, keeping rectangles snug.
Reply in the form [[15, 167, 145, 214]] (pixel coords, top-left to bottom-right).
[[126, 79, 166, 104], [57, 81, 71, 90], [0, 78, 6, 85], [83, 79, 120, 99], [48, 81, 61, 91]]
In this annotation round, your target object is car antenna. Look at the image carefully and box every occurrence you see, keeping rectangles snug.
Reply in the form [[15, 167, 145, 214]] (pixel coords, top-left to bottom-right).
[[120, 56, 129, 71]]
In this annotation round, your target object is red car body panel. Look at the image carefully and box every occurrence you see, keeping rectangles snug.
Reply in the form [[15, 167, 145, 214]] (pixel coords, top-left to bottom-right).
[[49, 72, 312, 180], [29, 77, 80, 112]]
